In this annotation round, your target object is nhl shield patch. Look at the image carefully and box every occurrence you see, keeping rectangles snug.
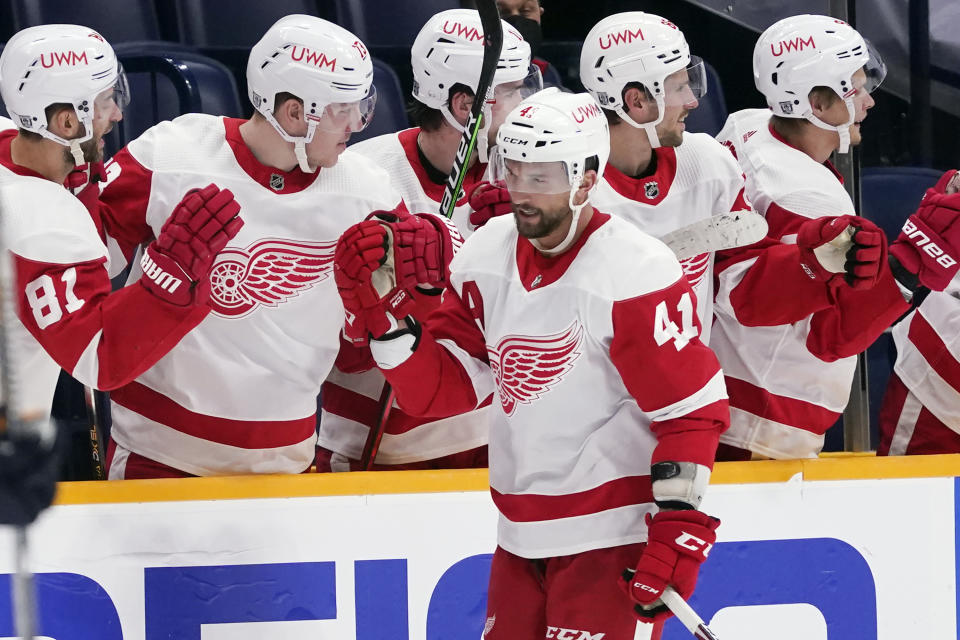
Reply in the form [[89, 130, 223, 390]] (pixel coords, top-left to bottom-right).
[[269, 173, 285, 191], [644, 181, 659, 200]]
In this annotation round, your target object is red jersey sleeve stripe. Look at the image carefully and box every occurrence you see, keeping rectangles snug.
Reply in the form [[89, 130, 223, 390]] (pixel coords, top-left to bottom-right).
[[908, 310, 960, 390], [725, 375, 841, 434]]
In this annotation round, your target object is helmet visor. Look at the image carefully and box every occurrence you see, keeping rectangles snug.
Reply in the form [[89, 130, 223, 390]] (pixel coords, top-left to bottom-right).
[[662, 56, 707, 107], [314, 85, 378, 133], [93, 64, 130, 115], [492, 65, 544, 110], [864, 40, 887, 93], [491, 148, 571, 195]]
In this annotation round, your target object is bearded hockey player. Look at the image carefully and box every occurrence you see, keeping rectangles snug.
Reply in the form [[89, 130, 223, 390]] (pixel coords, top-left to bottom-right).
[[317, 8, 542, 471], [714, 14, 960, 459], [95, 15, 443, 479], [334, 88, 726, 639], [878, 170, 960, 455], [0, 24, 243, 512]]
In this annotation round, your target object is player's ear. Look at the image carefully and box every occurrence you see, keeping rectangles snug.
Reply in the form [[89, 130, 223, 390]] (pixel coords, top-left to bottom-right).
[[277, 97, 305, 134], [449, 90, 473, 128], [623, 86, 656, 123], [47, 106, 79, 138], [573, 169, 598, 206]]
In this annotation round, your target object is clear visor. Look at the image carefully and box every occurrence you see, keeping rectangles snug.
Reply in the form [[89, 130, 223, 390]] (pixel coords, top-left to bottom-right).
[[492, 65, 544, 111], [311, 85, 378, 132], [863, 40, 887, 93], [661, 56, 707, 107], [491, 148, 571, 195], [93, 64, 130, 115]]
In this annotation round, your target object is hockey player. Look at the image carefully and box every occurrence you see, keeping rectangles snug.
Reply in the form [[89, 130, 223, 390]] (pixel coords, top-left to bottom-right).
[[713, 14, 960, 459], [96, 15, 435, 479], [317, 8, 541, 471], [878, 170, 960, 455], [334, 88, 726, 639], [0, 24, 243, 506]]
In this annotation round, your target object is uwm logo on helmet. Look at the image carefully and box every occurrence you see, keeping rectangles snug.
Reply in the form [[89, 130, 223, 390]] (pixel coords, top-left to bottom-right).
[[290, 46, 336, 71], [770, 36, 816, 56], [903, 219, 958, 268], [40, 50, 88, 68], [598, 27, 644, 50], [572, 103, 602, 123], [442, 20, 484, 42]]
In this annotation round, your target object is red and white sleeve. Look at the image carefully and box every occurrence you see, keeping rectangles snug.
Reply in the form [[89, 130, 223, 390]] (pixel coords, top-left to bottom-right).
[[609, 277, 729, 468], [374, 286, 493, 419], [97, 147, 157, 263], [14, 252, 208, 390]]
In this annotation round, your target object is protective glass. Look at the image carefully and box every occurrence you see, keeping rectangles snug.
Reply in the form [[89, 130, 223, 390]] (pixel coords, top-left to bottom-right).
[[314, 85, 378, 132], [491, 149, 571, 194], [93, 64, 130, 115], [863, 40, 887, 93], [493, 65, 544, 110], [662, 55, 707, 107]]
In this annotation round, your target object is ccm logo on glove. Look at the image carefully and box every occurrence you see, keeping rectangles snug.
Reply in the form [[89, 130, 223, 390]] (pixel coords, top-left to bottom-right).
[[675, 531, 713, 555], [902, 219, 957, 268]]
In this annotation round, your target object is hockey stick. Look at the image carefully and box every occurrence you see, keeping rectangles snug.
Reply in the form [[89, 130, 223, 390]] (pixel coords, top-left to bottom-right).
[[660, 587, 720, 640], [358, 0, 504, 471], [660, 210, 768, 262]]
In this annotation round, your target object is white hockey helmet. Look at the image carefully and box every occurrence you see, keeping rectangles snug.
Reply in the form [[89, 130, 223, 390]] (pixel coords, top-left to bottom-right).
[[247, 14, 376, 172], [411, 8, 542, 160], [492, 88, 609, 255], [580, 12, 706, 148], [0, 24, 129, 166], [753, 14, 886, 153]]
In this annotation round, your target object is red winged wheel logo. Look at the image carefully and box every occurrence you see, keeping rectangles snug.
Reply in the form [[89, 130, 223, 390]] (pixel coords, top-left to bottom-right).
[[487, 321, 584, 416], [208, 238, 336, 318], [680, 252, 710, 288]]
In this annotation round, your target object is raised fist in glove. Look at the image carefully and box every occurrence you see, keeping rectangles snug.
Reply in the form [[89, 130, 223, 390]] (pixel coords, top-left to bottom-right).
[[140, 184, 244, 306], [620, 510, 720, 623], [889, 191, 960, 292], [468, 181, 512, 230], [334, 219, 415, 346], [797, 215, 887, 289], [372, 211, 461, 289]]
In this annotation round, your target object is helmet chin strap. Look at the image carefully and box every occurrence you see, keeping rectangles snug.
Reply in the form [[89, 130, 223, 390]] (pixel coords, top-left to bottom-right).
[[440, 106, 466, 133], [613, 94, 667, 149], [529, 183, 587, 256], [477, 104, 494, 163], [264, 111, 319, 173], [68, 140, 85, 167], [806, 97, 856, 154]]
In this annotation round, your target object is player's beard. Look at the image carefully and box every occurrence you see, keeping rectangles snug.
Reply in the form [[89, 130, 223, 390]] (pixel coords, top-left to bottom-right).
[[655, 110, 689, 148], [512, 202, 571, 240], [61, 131, 106, 166]]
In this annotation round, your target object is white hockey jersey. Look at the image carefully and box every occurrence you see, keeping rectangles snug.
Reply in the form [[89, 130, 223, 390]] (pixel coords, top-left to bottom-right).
[[713, 109, 909, 458], [319, 127, 491, 465], [98, 114, 401, 476], [372, 211, 728, 558], [0, 129, 207, 420], [890, 274, 960, 432], [591, 133, 748, 345]]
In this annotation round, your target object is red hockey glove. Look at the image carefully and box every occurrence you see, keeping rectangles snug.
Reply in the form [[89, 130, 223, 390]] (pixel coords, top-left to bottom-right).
[[797, 215, 886, 289], [932, 169, 959, 195], [366, 210, 461, 289], [140, 184, 243, 306], [620, 510, 720, 623], [889, 191, 960, 292], [334, 220, 415, 346], [468, 181, 512, 230]]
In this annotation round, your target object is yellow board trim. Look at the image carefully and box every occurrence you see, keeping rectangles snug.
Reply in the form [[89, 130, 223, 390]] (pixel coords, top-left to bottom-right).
[[52, 454, 960, 506]]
